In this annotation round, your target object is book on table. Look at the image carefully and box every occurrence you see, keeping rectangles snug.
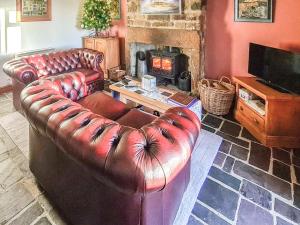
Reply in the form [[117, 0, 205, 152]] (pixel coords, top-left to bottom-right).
[[168, 92, 198, 107], [168, 92, 202, 120]]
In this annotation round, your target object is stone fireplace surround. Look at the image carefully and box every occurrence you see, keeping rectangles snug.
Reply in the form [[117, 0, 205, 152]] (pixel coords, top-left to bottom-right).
[[125, 0, 206, 94], [126, 27, 202, 93]]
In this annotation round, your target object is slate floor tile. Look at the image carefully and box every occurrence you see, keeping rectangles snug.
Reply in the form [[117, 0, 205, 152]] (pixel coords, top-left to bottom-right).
[[0, 183, 34, 224], [274, 199, 300, 224], [273, 149, 291, 165], [0, 126, 16, 154], [188, 215, 204, 225], [223, 156, 235, 173], [276, 217, 293, 225], [273, 160, 291, 182], [294, 149, 300, 159], [0, 158, 24, 190], [241, 128, 258, 142], [222, 111, 237, 123], [233, 161, 292, 200], [240, 180, 272, 209], [220, 121, 241, 137], [8, 202, 44, 225], [192, 202, 231, 225], [198, 178, 239, 220], [202, 124, 215, 133], [249, 142, 271, 171], [208, 166, 241, 191], [0, 99, 15, 118], [293, 184, 300, 209], [295, 166, 300, 184], [202, 114, 223, 129], [213, 152, 226, 167], [216, 131, 249, 148], [218, 140, 231, 154], [230, 144, 249, 161], [237, 199, 273, 225], [293, 157, 300, 167]]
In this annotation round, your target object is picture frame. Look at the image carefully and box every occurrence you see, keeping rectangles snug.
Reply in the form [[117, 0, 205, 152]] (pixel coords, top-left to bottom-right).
[[234, 0, 273, 23], [141, 0, 182, 15], [16, 0, 52, 22], [111, 0, 121, 20]]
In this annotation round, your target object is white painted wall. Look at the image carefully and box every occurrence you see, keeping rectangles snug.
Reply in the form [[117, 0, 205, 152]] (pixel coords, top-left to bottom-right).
[[0, 0, 89, 52]]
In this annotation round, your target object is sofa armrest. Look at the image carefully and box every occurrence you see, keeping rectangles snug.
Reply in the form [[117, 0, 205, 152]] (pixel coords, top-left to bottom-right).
[[3, 59, 38, 84], [78, 48, 104, 74], [21, 78, 200, 195]]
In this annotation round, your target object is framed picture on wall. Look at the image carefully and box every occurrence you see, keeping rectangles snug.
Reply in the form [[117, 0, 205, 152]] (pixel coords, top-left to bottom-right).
[[141, 0, 182, 15], [111, 0, 121, 20], [234, 0, 273, 23], [16, 0, 52, 22]]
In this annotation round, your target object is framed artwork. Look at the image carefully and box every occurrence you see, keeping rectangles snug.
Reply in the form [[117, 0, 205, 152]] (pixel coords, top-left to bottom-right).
[[141, 0, 182, 15], [16, 0, 52, 22], [111, 0, 121, 20], [234, 0, 273, 23]]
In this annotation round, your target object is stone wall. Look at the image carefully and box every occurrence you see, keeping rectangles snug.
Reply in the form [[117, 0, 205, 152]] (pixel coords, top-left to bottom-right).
[[126, 0, 206, 93], [127, 0, 204, 31]]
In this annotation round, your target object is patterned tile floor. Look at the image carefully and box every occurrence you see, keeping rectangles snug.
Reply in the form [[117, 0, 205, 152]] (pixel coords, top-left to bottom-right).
[[0, 92, 299, 225]]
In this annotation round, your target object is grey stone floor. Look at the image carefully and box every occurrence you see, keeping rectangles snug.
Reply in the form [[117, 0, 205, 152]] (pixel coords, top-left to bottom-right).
[[0, 92, 299, 225], [0, 93, 66, 225]]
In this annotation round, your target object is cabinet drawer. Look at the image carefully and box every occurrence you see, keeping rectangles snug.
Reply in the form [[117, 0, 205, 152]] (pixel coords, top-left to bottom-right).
[[237, 99, 265, 131]]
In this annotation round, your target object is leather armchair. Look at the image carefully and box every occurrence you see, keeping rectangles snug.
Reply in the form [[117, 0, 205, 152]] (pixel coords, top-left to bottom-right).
[[3, 48, 104, 112], [21, 72, 201, 225]]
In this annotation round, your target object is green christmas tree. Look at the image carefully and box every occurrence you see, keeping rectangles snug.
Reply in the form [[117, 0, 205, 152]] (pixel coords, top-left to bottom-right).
[[81, 0, 112, 36]]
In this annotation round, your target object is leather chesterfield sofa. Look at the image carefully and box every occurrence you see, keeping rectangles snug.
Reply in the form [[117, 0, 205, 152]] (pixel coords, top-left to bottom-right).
[[20, 72, 201, 225], [3, 48, 104, 112]]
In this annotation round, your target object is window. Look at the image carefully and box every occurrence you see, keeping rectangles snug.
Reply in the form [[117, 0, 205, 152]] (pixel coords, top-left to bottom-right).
[[0, 9, 5, 53], [0, 8, 21, 54]]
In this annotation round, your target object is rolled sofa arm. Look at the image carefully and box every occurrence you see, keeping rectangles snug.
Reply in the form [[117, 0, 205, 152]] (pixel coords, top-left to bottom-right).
[[3, 59, 38, 84], [20, 76, 201, 195], [77, 48, 104, 73]]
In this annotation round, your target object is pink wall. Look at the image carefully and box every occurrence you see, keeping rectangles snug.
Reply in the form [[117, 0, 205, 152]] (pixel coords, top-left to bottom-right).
[[110, 0, 127, 66], [205, 0, 300, 79]]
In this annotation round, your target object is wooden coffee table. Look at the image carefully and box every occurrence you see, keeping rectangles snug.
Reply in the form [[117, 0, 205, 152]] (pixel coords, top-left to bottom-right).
[[109, 79, 178, 113]]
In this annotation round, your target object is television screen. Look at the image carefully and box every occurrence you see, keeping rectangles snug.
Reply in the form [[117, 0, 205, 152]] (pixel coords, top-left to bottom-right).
[[248, 43, 300, 95]]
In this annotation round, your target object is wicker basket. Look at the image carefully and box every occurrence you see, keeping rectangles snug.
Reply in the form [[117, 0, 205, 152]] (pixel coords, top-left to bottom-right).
[[108, 66, 126, 82], [198, 76, 235, 115]]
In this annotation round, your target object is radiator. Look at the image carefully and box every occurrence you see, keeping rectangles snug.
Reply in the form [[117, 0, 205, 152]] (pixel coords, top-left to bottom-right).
[[15, 48, 55, 58]]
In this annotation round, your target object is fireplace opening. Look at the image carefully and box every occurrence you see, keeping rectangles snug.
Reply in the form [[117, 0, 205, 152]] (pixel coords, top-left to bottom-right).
[[146, 47, 188, 85], [129, 43, 189, 87]]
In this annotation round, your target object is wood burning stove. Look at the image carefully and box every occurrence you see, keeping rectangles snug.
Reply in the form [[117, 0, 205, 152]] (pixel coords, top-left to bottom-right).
[[146, 49, 187, 85]]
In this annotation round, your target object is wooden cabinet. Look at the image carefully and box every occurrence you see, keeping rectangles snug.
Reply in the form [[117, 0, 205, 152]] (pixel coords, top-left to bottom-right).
[[233, 76, 300, 148], [83, 37, 120, 78]]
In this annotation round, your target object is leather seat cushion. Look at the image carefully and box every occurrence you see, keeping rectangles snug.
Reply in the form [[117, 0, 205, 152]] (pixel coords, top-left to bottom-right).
[[76, 69, 101, 83], [117, 109, 157, 129], [78, 92, 130, 120]]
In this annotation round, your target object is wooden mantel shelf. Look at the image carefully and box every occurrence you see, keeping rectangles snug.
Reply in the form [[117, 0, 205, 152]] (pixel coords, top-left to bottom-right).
[[233, 76, 300, 148]]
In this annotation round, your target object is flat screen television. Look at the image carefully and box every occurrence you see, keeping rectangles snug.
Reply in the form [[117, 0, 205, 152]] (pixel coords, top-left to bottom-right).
[[248, 43, 300, 95]]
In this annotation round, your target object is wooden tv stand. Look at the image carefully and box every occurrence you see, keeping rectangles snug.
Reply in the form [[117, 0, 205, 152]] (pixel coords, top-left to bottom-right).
[[233, 76, 300, 148]]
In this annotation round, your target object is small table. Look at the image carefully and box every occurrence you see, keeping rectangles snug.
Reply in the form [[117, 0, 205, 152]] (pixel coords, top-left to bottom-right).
[[109, 79, 202, 119], [109, 79, 177, 113]]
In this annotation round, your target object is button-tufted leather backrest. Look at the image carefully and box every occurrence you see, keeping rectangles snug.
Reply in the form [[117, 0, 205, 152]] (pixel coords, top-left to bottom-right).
[[23, 49, 103, 78], [20, 76, 201, 195]]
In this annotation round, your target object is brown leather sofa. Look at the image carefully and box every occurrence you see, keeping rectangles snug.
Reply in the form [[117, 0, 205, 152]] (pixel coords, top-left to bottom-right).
[[20, 72, 201, 225], [3, 48, 104, 112]]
